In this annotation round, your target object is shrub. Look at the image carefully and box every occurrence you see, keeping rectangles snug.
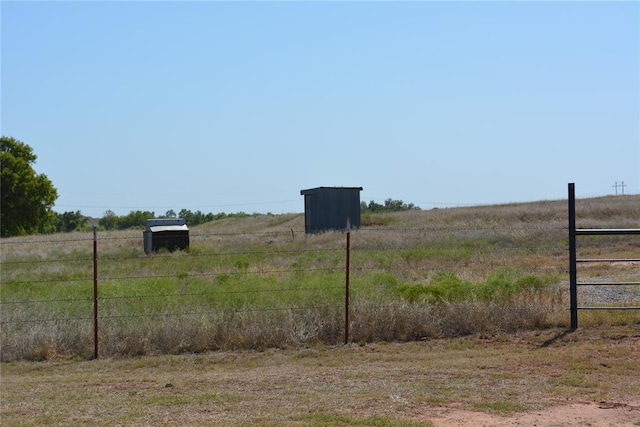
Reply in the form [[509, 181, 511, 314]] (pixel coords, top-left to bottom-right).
[[396, 270, 553, 304], [396, 272, 473, 303]]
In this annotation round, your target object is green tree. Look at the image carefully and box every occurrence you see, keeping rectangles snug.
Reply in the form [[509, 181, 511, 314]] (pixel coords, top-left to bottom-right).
[[53, 210, 88, 233], [1, 136, 58, 237], [99, 210, 119, 230], [178, 209, 194, 224], [361, 198, 420, 213], [384, 198, 419, 211], [118, 210, 154, 229]]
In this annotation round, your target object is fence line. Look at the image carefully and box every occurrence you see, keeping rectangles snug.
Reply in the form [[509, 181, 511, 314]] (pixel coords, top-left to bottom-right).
[[0, 225, 582, 297], [2, 220, 638, 360]]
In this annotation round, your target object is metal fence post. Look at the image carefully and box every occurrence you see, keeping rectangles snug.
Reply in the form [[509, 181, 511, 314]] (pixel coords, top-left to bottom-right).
[[568, 183, 578, 330], [93, 226, 99, 359], [344, 218, 351, 344]]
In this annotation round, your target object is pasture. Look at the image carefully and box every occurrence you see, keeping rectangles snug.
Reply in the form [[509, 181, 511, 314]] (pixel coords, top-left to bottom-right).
[[1, 195, 639, 425], [1, 195, 639, 361]]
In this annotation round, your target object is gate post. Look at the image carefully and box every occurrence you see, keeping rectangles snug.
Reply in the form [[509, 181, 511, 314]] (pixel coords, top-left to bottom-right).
[[568, 183, 578, 330]]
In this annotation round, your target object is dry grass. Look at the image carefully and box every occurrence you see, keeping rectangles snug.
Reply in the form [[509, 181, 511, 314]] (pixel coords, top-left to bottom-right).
[[1, 324, 638, 426]]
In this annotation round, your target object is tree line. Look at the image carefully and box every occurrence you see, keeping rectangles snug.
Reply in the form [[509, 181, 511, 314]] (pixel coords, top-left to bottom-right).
[[360, 199, 420, 213], [54, 199, 421, 233], [96, 209, 251, 231], [45, 200, 420, 233], [49, 209, 248, 233]]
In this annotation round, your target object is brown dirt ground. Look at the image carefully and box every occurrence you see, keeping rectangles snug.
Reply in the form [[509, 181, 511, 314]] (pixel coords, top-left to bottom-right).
[[1, 325, 639, 426], [425, 401, 640, 426]]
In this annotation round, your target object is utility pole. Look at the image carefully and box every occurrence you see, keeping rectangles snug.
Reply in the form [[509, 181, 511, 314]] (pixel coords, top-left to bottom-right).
[[613, 181, 627, 195]]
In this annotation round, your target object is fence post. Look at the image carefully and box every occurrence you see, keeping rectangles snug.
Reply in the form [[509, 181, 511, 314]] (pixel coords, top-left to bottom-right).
[[344, 218, 351, 344], [93, 226, 99, 359], [568, 183, 578, 330]]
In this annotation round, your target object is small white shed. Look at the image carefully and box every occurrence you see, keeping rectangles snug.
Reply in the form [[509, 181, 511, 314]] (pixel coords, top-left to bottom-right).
[[143, 218, 189, 254]]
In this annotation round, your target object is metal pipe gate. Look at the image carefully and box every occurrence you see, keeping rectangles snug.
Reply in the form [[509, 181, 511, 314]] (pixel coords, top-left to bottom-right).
[[568, 183, 640, 329]]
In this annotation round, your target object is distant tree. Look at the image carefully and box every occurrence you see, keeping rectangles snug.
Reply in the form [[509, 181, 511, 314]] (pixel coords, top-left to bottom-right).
[[55, 210, 88, 233], [164, 209, 177, 218], [99, 210, 119, 230], [178, 209, 217, 226], [178, 209, 193, 224], [384, 198, 418, 211], [365, 200, 384, 212], [1, 136, 58, 237], [361, 198, 420, 214], [118, 210, 155, 229]]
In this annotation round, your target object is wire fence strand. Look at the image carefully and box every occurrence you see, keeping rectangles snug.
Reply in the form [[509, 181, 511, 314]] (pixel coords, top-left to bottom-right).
[[1, 224, 638, 360]]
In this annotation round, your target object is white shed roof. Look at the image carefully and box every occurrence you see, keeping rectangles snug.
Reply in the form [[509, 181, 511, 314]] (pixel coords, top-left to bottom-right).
[[149, 224, 189, 233]]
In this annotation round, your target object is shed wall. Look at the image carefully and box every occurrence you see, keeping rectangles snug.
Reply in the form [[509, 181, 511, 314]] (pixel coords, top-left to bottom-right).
[[301, 187, 362, 234], [150, 230, 190, 253]]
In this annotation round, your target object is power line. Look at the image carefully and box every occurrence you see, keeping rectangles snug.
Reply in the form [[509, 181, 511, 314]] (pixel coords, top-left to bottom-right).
[[613, 181, 627, 196]]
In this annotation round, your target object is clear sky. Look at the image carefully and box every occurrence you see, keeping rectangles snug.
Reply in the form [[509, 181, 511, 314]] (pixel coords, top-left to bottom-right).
[[2, 1, 639, 218]]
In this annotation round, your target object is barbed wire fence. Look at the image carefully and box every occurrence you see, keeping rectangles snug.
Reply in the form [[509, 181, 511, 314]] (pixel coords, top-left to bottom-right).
[[1, 223, 636, 361]]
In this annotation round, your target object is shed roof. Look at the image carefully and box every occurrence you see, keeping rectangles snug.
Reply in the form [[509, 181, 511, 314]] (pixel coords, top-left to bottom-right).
[[300, 186, 363, 195], [146, 218, 186, 227], [149, 224, 189, 233]]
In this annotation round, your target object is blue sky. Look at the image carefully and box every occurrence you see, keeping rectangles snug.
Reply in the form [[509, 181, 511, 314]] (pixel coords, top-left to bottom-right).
[[2, 1, 638, 217]]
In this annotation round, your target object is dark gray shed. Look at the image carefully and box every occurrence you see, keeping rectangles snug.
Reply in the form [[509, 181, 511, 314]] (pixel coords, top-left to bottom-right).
[[143, 218, 189, 254], [300, 186, 363, 234]]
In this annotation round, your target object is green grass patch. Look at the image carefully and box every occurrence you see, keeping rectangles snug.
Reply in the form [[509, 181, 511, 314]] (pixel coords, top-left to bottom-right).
[[396, 269, 556, 304]]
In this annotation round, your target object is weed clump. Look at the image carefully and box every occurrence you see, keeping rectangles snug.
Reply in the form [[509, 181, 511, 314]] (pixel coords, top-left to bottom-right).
[[396, 269, 553, 304]]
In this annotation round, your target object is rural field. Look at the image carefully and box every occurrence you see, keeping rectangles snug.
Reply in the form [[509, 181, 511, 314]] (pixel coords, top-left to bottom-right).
[[1, 195, 639, 425]]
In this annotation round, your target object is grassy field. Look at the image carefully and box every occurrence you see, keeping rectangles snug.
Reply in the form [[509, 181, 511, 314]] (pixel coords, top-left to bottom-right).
[[1, 195, 639, 425], [1, 195, 639, 361]]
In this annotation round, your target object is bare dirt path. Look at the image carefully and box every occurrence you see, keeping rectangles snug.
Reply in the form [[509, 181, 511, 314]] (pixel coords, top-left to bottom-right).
[[426, 401, 640, 426]]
